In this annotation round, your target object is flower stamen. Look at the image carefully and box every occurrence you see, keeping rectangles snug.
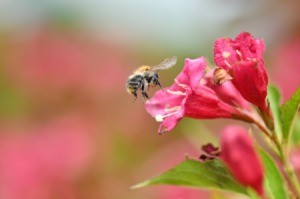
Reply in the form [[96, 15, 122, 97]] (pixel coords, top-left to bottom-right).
[[174, 79, 188, 89], [165, 106, 181, 113], [236, 50, 243, 60], [247, 57, 257, 62], [155, 106, 181, 122], [224, 60, 232, 68], [167, 89, 186, 96]]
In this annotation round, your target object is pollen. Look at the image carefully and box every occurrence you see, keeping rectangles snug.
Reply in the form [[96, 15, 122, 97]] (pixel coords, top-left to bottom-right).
[[213, 68, 232, 85], [155, 115, 164, 122], [222, 51, 231, 58]]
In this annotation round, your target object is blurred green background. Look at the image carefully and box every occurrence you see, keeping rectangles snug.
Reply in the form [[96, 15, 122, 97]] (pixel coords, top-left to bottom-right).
[[0, 0, 299, 199]]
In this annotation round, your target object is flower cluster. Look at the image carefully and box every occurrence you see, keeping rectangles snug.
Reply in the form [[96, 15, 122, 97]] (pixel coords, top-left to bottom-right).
[[144, 32, 271, 195]]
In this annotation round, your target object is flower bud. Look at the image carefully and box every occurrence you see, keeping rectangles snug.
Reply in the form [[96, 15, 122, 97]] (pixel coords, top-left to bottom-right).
[[220, 126, 264, 195]]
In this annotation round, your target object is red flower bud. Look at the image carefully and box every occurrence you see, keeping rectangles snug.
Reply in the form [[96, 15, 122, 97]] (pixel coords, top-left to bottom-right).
[[220, 126, 264, 195]]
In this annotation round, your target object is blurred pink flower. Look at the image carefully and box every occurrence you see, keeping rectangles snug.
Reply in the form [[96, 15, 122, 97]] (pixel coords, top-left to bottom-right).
[[220, 126, 264, 195], [158, 186, 207, 199], [290, 148, 300, 171], [0, 116, 93, 199], [145, 57, 245, 134], [214, 32, 268, 111], [271, 36, 300, 101], [4, 29, 129, 95]]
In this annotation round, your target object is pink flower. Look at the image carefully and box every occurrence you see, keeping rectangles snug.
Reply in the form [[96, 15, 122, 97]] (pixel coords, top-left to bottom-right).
[[214, 32, 268, 110], [145, 57, 249, 134], [220, 126, 264, 195], [4, 28, 129, 96], [203, 69, 249, 110]]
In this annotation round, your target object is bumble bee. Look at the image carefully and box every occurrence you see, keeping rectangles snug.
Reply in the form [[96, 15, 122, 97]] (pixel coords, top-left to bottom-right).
[[126, 56, 177, 100]]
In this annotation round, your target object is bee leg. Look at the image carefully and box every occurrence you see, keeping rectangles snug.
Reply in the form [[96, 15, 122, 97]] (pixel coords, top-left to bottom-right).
[[141, 83, 149, 99], [142, 91, 149, 99], [132, 92, 138, 102]]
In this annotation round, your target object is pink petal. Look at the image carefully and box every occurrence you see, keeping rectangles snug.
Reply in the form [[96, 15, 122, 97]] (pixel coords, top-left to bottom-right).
[[234, 32, 265, 61], [145, 87, 186, 134], [214, 37, 239, 69], [158, 114, 184, 134], [145, 87, 184, 117], [185, 86, 238, 118], [231, 60, 268, 110], [204, 69, 250, 110], [179, 57, 207, 90], [214, 32, 265, 69]]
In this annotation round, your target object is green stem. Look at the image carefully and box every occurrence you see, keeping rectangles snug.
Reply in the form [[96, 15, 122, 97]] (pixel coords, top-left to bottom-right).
[[281, 143, 300, 198], [258, 106, 275, 131], [260, 105, 300, 198], [236, 110, 280, 153]]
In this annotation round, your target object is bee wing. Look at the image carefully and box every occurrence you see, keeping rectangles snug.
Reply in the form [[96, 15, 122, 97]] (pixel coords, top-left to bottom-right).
[[151, 56, 177, 71]]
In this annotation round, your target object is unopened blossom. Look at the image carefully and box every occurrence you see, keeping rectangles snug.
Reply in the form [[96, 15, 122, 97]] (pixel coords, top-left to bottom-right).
[[145, 57, 250, 134], [220, 126, 264, 195], [214, 32, 268, 111]]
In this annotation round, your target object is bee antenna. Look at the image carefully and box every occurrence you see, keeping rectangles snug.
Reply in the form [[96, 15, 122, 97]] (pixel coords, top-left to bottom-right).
[[156, 81, 165, 92]]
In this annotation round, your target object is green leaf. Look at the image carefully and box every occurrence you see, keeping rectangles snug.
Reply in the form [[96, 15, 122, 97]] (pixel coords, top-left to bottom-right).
[[268, 85, 282, 143], [280, 87, 300, 144], [291, 114, 300, 145], [131, 159, 247, 195], [259, 149, 288, 199]]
